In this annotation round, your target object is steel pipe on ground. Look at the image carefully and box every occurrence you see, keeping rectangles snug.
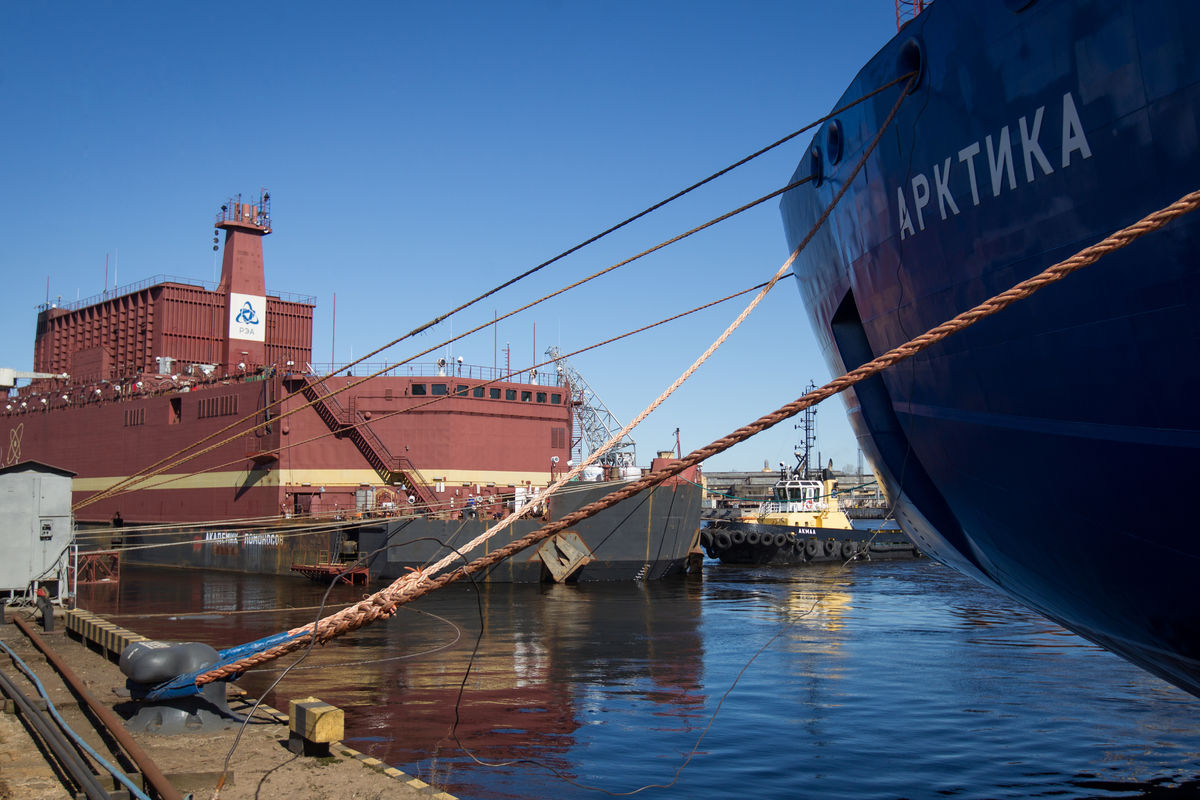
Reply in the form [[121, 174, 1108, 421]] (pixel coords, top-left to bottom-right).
[[12, 614, 184, 800], [0, 665, 112, 800]]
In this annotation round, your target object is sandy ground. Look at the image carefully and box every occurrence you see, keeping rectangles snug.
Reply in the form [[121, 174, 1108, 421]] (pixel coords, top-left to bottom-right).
[[0, 608, 456, 800]]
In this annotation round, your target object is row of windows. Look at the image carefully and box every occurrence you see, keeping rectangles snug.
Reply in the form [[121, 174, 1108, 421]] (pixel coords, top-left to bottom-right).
[[409, 383, 562, 405], [124, 408, 145, 427]]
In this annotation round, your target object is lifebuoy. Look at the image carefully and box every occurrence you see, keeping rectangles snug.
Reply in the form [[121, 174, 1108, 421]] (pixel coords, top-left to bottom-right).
[[803, 500, 815, 510]]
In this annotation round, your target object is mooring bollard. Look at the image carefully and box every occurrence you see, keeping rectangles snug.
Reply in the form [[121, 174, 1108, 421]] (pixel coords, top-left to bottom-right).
[[288, 697, 344, 757], [35, 588, 53, 632], [119, 641, 238, 734]]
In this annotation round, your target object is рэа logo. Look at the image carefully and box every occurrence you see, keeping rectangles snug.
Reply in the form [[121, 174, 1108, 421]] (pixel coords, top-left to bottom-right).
[[235, 301, 259, 326]]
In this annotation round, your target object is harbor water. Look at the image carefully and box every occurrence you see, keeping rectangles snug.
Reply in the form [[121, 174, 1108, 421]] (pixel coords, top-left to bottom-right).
[[80, 560, 1200, 799]]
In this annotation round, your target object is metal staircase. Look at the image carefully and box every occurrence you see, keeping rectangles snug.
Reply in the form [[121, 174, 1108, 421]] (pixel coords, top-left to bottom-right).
[[298, 376, 438, 507]]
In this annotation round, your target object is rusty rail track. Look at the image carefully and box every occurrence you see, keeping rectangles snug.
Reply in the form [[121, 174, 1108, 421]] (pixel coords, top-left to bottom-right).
[[5, 614, 182, 800]]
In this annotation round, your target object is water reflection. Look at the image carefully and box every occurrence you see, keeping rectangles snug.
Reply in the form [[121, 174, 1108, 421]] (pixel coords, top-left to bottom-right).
[[83, 568, 708, 795], [78, 561, 1200, 800]]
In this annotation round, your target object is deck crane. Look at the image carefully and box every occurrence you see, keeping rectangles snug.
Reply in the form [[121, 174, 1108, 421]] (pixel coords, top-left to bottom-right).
[[544, 346, 636, 469]]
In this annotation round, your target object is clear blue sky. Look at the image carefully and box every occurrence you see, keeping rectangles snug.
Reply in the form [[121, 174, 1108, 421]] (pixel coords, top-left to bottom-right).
[[1, 1, 899, 473]]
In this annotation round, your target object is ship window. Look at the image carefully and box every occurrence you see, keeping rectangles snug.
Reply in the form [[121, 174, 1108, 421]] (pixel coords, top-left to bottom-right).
[[551, 393, 561, 404], [774, 487, 787, 502], [536, 392, 547, 403], [124, 408, 145, 427], [521, 391, 532, 402], [552, 427, 566, 449], [472, 386, 485, 398], [411, 384, 427, 396], [490, 388, 501, 399], [505, 389, 516, 400], [455, 384, 469, 396], [432, 383, 448, 395], [385, 388, 393, 401], [169, 397, 181, 425]]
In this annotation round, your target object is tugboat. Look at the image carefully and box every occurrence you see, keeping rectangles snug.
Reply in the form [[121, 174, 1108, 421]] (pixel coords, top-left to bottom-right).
[[703, 386, 919, 565]]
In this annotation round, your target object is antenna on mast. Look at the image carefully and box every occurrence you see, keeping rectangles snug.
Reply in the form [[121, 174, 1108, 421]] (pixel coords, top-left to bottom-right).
[[793, 380, 818, 478]]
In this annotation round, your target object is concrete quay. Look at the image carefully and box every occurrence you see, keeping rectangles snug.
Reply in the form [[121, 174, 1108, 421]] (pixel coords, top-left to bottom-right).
[[0, 605, 458, 800]]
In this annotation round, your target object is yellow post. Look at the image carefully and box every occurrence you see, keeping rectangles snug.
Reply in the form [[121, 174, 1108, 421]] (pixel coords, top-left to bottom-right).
[[288, 696, 344, 756]]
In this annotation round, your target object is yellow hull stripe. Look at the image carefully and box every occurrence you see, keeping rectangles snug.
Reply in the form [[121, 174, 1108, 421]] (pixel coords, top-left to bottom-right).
[[72, 468, 553, 492]]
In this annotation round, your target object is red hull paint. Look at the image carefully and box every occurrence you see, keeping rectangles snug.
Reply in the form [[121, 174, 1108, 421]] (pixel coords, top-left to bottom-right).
[[4, 371, 573, 525], [4, 194, 689, 577]]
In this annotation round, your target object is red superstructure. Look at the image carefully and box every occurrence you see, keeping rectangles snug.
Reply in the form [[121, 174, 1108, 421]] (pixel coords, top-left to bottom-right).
[[5, 193, 573, 525], [35, 193, 310, 381]]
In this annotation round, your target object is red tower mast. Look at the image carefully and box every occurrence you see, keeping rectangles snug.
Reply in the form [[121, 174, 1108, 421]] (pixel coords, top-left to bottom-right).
[[215, 191, 272, 371]]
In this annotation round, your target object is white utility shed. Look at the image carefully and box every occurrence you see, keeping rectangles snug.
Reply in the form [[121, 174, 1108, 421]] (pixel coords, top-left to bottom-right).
[[0, 460, 74, 597]]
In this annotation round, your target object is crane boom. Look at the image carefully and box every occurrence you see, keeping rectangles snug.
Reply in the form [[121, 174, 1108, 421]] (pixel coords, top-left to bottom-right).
[[0, 368, 67, 389]]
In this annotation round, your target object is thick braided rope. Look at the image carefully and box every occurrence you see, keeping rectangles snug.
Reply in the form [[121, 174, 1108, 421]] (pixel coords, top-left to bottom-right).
[[191, 74, 916, 685], [100, 279, 778, 505], [80, 76, 917, 514], [195, 187, 1200, 685], [75, 176, 803, 512], [329, 67, 915, 604]]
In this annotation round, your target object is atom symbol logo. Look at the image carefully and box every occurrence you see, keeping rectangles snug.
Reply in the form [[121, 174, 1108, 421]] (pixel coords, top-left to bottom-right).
[[6, 423, 23, 466], [235, 301, 259, 326]]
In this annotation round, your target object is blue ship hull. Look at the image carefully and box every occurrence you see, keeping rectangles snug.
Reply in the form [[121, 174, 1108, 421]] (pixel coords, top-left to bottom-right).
[[780, 0, 1200, 696]]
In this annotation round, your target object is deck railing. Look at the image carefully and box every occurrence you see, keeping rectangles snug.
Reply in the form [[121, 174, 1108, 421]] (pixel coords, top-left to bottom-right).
[[39, 274, 316, 313]]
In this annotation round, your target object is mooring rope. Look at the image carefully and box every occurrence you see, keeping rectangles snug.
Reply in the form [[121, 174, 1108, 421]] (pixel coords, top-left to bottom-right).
[[193, 186, 1200, 685], [188, 74, 916, 685], [81, 274, 788, 516], [74, 175, 809, 512], [73, 73, 917, 513]]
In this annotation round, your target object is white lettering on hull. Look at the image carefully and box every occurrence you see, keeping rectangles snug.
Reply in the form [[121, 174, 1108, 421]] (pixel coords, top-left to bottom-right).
[[202, 530, 279, 547], [897, 92, 1093, 240]]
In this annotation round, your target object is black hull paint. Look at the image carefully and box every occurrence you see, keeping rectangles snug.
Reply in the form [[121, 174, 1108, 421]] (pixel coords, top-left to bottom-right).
[[702, 520, 920, 566], [86, 480, 702, 584]]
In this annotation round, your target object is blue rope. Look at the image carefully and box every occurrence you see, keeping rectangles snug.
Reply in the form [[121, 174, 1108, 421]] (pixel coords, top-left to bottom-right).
[[136, 628, 307, 700]]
